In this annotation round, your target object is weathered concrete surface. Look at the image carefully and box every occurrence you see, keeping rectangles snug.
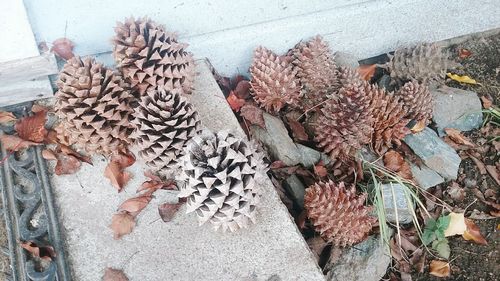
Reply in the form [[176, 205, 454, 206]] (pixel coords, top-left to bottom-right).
[[51, 60, 324, 281]]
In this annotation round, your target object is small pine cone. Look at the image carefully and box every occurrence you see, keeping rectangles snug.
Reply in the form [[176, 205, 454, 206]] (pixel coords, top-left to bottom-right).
[[386, 43, 454, 83], [314, 80, 374, 162], [304, 180, 376, 247], [179, 130, 267, 232], [55, 56, 134, 155], [372, 93, 411, 155], [112, 17, 195, 96], [394, 80, 433, 125], [293, 35, 340, 110], [249, 46, 302, 112], [133, 88, 201, 175]]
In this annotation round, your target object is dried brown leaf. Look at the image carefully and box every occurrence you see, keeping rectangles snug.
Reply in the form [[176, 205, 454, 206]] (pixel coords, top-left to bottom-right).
[[314, 161, 328, 178], [51, 38, 75, 60], [118, 193, 153, 217], [486, 165, 500, 186], [429, 260, 450, 278], [357, 64, 376, 81], [158, 201, 184, 222], [31, 104, 48, 113], [468, 154, 487, 175], [111, 150, 136, 168], [0, 134, 41, 151], [233, 80, 251, 99], [0, 111, 16, 124], [19, 240, 56, 261], [463, 218, 488, 245], [287, 118, 308, 141], [42, 149, 57, 161], [110, 212, 135, 240], [104, 161, 131, 192], [480, 96, 492, 109], [444, 128, 475, 147], [55, 154, 81, 175], [240, 104, 265, 128], [15, 110, 47, 143], [383, 150, 413, 180], [410, 119, 426, 133], [269, 160, 286, 169], [227, 91, 245, 111], [446, 182, 465, 202], [60, 144, 92, 165], [103, 268, 129, 281]]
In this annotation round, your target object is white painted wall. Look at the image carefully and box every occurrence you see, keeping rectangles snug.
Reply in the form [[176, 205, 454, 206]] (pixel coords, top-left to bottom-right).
[[23, 0, 500, 75]]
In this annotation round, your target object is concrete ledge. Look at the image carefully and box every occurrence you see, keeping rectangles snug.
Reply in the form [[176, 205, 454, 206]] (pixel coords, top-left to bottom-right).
[[51, 60, 324, 281]]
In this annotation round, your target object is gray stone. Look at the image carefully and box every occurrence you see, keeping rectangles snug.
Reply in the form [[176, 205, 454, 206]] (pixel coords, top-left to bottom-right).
[[381, 183, 415, 224], [284, 175, 306, 208], [334, 51, 360, 68], [250, 113, 302, 166], [51, 60, 324, 281], [431, 86, 483, 136], [326, 235, 391, 281], [404, 127, 461, 180], [296, 144, 330, 168], [410, 163, 445, 190]]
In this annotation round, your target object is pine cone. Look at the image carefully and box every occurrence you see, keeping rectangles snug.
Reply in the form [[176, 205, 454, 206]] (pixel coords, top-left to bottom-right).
[[386, 43, 453, 83], [314, 79, 374, 161], [55, 56, 134, 155], [394, 80, 433, 125], [179, 130, 267, 232], [249, 46, 302, 112], [304, 180, 376, 247], [293, 35, 339, 111], [133, 87, 201, 175], [112, 17, 195, 96]]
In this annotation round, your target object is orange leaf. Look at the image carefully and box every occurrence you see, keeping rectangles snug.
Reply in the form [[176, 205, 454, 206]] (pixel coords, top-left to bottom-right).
[[444, 128, 475, 147], [51, 38, 75, 60], [410, 119, 426, 133], [227, 91, 245, 111], [383, 150, 413, 180], [463, 218, 488, 245], [103, 268, 129, 281], [0, 134, 41, 151], [104, 161, 131, 192], [118, 193, 153, 217], [287, 118, 308, 141], [357, 64, 376, 81], [458, 48, 472, 59], [0, 111, 16, 124], [429, 260, 451, 277], [19, 240, 56, 261], [15, 110, 47, 143], [110, 212, 136, 240]]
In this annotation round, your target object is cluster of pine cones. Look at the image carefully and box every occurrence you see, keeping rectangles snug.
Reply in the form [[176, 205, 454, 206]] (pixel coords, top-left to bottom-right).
[[54, 17, 267, 233]]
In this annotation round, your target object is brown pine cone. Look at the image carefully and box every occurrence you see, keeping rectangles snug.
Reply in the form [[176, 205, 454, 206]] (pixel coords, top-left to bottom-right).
[[113, 17, 195, 96], [249, 46, 302, 113], [394, 80, 433, 125], [304, 180, 376, 247]]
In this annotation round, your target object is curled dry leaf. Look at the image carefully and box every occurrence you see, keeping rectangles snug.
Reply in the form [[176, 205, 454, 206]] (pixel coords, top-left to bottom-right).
[[158, 201, 184, 222], [468, 154, 487, 175], [51, 38, 75, 60], [240, 104, 265, 128], [60, 144, 92, 165], [410, 119, 426, 133], [0, 111, 16, 124], [55, 154, 82, 175], [270, 160, 286, 169], [44, 129, 59, 145], [110, 212, 136, 240], [446, 73, 480, 85], [103, 268, 129, 281], [111, 150, 136, 168], [19, 240, 56, 261], [444, 128, 475, 147], [227, 92, 246, 111], [314, 161, 328, 178], [287, 117, 308, 141], [429, 260, 451, 278], [480, 96, 492, 109], [233, 80, 251, 99], [485, 165, 500, 186], [0, 134, 41, 151], [138, 171, 176, 193], [444, 212, 467, 237], [463, 218, 488, 245], [446, 182, 465, 202], [15, 110, 47, 143], [118, 193, 153, 217], [383, 150, 413, 180], [42, 149, 57, 161], [104, 161, 131, 192], [357, 64, 376, 81]]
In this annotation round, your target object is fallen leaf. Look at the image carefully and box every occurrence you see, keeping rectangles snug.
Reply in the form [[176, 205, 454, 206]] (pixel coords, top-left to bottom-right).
[[230, 75, 247, 90], [444, 128, 475, 147], [60, 144, 92, 165], [485, 165, 500, 185], [0, 111, 16, 124], [469, 209, 496, 220], [42, 149, 57, 160], [463, 218, 487, 245], [0, 134, 41, 151], [51, 38, 75, 60], [446, 73, 481, 85], [104, 161, 132, 192], [19, 241, 56, 261], [31, 104, 48, 113], [287, 118, 308, 141], [270, 160, 286, 169], [480, 96, 492, 109], [468, 154, 487, 175], [111, 150, 136, 168], [138, 171, 176, 193], [110, 212, 136, 239], [446, 182, 465, 202], [383, 150, 413, 180], [240, 104, 265, 128], [458, 48, 472, 59], [103, 268, 129, 281], [44, 129, 59, 144], [296, 210, 307, 230], [429, 260, 451, 277], [357, 64, 376, 81], [158, 201, 184, 222], [55, 154, 81, 175], [410, 119, 426, 133], [444, 212, 467, 237], [118, 193, 153, 217], [227, 92, 245, 111], [15, 110, 47, 143], [233, 80, 251, 99], [314, 161, 328, 178]]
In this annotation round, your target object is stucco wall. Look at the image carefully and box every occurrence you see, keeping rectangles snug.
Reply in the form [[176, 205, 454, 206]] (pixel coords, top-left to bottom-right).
[[24, 0, 500, 75]]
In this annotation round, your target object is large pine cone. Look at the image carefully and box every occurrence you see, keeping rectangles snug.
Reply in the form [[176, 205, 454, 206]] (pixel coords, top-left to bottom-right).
[[179, 130, 267, 232], [314, 79, 374, 162], [249, 46, 302, 113], [394, 80, 433, 125], [112, 17, 195, 96], [293, 35, 339, 111], [304, 180, 376, 247], [55, 56, 134, 155], [386, 43, 454, 83], [133, 87, 201, 175]]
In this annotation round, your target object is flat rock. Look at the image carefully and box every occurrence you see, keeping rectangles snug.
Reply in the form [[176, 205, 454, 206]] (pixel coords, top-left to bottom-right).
[[296, 144, 330, 168], [284, 175, 306, 208], [250, 113, 302, 166], [410, 163, 445, 190], [326, 235, 390, 281], [381, 183, 414, 224], [404, 127, 461, 180], [51, 60, 324, 281], [431, 86, 483, 136]]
